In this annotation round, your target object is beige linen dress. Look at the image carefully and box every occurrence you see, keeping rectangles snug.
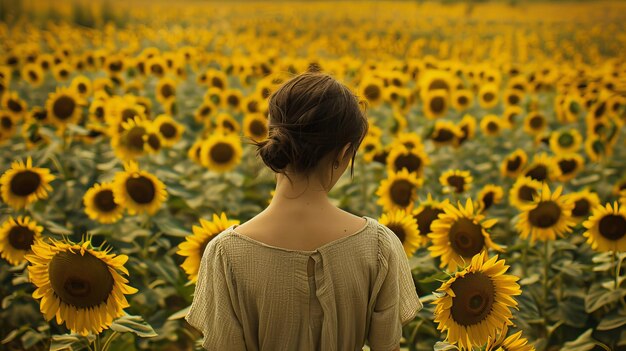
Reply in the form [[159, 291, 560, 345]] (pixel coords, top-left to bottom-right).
[[185, 215, 423, 351]]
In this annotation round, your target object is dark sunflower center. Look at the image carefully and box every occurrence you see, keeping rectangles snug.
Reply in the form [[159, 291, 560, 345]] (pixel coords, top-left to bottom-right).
[[449, 218, 485, 258], [161, 84, 174, 99], [433, 128, 454, 142], [78, 83, 87, 94], [147, 133, 161, 150], [447, 175, 466, 193], [571, 199, 590, 217], [569, 101, 580, 114], [389, 179, 414, 207], [10, 170, 42, 196], [506, 156, 522, 172], [211, 77, 224, 89], [450, 272, 495, 326], [49, 250, 114, 308], [151, 64, 163, 75], [223, 120, 235, 132], [483, 92, 495, 103], [210, 142, 235, 164], [558, 159, 577, 175], [227, 95, 239, 107], [121, 109, 138, 122], [429, 79, 449, 91], [250, 120, 267, 137], [526, 165, 547, 181], [28, 70, 38, 81], [508, 94, 519, 105], [482, 192, 495, 210], [94, 189, 118, 212], [594, 102, 606, 118], [125, 176, 156, 204], [125, 127, 146, 151], [247, 100, 259, 113], [364, 85, 381, 101], [1, 116, 13, 129], [53, 96, 76, 120], [558, 133, 574, 147], [386, 224, 406, 243], [415, 206, 444, 236], [529, 116, 544, 129], [528, 201, 561, 228], [34, 110, 47, 121], [518, 185, 537, 202], [159, 123, 177, 138], [94, 107, 104, 121], [598, 215, 626, 241], [8, 99, 22, 113], [487, 121, 499, 133], [394, 153, 421, 174], [430, 96, 445, 114], [8, 225, 35, 250], [458, 95, 468, 106]]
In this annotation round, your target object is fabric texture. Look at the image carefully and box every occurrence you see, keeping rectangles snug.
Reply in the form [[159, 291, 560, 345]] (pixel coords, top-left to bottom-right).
[[185, 215, 423, 351]]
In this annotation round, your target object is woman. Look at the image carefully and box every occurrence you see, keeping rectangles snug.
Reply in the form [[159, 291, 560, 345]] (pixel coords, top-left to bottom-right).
[[185, 68, 422, 351]]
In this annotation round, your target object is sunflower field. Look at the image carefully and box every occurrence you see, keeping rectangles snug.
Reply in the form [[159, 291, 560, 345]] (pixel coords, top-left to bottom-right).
[[1, 0, 626, 350]]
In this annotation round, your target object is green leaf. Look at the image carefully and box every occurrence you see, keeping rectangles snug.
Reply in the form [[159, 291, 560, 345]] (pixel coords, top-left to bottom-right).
[[519, 273, 540, 285], [154, 217, 192, 237], [167, 306, 191, 320], [433, 341, 460, 351], [596, 307, 626, 330], [110, 314, 158, 338], [561, 329, 596, 351], [585, 283, 626, 313], [49, 333, 95, 351]]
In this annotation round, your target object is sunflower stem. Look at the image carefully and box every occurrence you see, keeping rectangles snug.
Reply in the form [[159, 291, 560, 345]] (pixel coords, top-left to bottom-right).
[[613, 250, 619, 291], [543, 239, 551, 335], [101, 331, 119, 351]]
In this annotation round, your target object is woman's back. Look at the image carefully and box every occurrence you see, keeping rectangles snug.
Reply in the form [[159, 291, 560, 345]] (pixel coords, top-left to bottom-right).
[[185, 215, 423, 351]]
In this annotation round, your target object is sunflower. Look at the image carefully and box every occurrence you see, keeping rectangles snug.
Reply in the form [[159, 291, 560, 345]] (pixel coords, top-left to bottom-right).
[[200, 132, 243, 173], [411, 194, 450, 244], [0, 157, 55, 209], [477, 185, 504, 213], [564, 189, 600, 224], [613, 179, 626, 197], [223, 89, 244, 112], [582, 201, 626, 252], [553, 153, 584, 182], [153, 114, 185, 147], [52, 62, 72, 82], [451, 89, 473, 112], [423, 89, 449, 119], [187, 139, 205, 165], [523, 111, 548, 136], [509, 176, 542, 210], [24, 235, 138, 336], [22, 63, 44, 87], [480, 114, 505, 137], [359, 135, 383, 163], [515, 183, 576, 243], [359, 77, 385, 107], [21, 121, 50, 149], [379, 209, 421, 258], [70, 75, 93, 100], [83, 182, 125, 224], [561, 94, 585, 123], [503, 106, 524, 127], [549, 129, 582, 154], [501, 149, 528, 178], [386, 144, 429, 177], [208, 70, 228, 90], [177, 212, 240, 283], [457, 114, 477, 145], [0, 216, 43, 266], [155, 77, 177, 105], [376, 168, 424, 212], [523, 152, 556, 182], [503, 89, 523, 107], [428, 198, 503, 272], [243, 113, 268, 142], [584, 134, 612, 163], [430, 120, 462, 147], [390, 109, 408, 135], [419, 69, 454, 98], [478, 83, 499, 109], [112, 161, 167, 215], [392, 132, 425, 152], [194, 100, 217, 124], [0, 111, 17, 143], [45, 86, 86, 130], [2, 91, 27, 118], [440, 169, 473, 194], [111, 117, 155, 161], [433, 251, 521, 350], [146, 56, 167, 78], [485, 325, 535, 351], [215, 113, 241, 135]]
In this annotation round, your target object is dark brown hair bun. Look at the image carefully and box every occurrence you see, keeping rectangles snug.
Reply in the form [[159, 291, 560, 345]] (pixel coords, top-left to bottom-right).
[[251, 71, 368, 183]]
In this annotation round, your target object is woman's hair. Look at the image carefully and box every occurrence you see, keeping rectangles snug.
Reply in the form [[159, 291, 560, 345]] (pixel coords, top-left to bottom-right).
[[251, 68, 368, 186]]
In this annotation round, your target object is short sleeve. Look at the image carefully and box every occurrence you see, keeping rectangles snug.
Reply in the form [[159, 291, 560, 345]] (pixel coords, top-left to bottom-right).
[[184, 238, 246, 350], [367, 224, 423, 351]]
